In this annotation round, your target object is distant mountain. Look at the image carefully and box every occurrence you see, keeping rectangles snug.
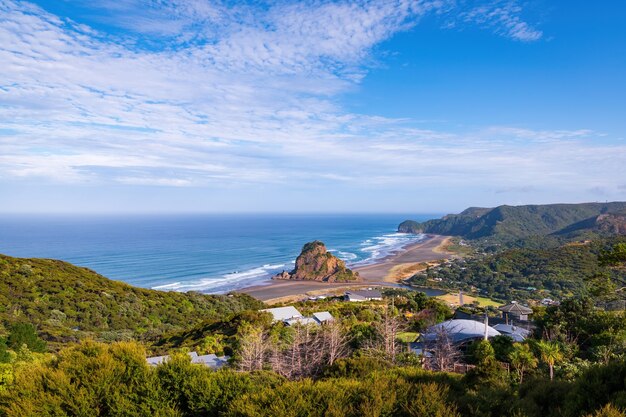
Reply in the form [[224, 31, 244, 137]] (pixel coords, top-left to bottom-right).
[[399, 202, 626, 244], [0, 254, 264, 348], [273, 241, 360, 282]]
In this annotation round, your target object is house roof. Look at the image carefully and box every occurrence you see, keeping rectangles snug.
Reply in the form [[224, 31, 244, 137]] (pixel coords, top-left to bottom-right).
[[192, 354, 230, 368], [284, 317, 318, 326], [492, 324, 531, 336], [261, 306, 303, 321], [422, 319, 501, 343], [312, 311, 333, 323], [147, 352, 229, 368], [498, 302, 533, 314]]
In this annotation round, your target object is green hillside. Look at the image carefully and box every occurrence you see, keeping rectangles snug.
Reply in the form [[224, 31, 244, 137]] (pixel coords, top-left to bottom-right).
[[399, 202, 626, 245], [409, 237, 626, 301], [0, 254, 264, 347]]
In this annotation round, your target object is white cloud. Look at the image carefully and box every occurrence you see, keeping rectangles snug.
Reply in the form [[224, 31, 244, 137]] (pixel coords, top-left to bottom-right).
[[3, 0, 624, 206]]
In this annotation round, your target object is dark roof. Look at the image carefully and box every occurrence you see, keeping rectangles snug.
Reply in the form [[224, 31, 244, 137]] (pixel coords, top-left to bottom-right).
[[498, 302, 533, 314]]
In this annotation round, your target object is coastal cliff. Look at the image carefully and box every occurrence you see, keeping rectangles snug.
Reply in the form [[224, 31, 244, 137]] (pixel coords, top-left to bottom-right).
[[273, 241, 361, 282]]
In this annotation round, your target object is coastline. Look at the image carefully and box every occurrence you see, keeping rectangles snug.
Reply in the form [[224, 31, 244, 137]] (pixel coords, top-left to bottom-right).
[[239, 234, 452, 304]]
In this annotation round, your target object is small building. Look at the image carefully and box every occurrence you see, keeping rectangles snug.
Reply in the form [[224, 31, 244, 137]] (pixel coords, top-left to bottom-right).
[[344, 289, 383, 302], [498, 302, 533, 322], [146, 351, 230, 369], [312, 311, 333, 324], [261, 306, 303, 322]]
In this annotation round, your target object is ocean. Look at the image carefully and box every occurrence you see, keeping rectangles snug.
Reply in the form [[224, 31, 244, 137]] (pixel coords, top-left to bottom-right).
[[0, 213, 435, 293]]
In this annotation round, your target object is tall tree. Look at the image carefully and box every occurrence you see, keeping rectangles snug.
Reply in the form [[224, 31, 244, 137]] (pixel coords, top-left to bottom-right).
[[509, 343, 537, 383], [537, 341, 563, 381]]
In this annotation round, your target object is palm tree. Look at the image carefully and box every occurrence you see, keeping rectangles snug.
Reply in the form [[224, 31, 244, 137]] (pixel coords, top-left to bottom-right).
[[537, 341, 563, 381], [509, 343, 538, 383]]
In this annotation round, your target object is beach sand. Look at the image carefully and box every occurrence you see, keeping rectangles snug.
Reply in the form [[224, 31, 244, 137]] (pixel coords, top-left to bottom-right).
[[239, 234, 451, 304]]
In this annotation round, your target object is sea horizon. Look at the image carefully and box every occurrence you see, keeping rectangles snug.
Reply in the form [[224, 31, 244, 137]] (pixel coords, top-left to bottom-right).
[[0, 213, 438, 293]]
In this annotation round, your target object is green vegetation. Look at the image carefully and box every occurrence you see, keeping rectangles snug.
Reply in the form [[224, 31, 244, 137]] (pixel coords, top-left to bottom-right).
[[0, 254, 264, 348], [410, 238, 626, 301], [399, 202, 626, 247], [3, 339, 626, 417]]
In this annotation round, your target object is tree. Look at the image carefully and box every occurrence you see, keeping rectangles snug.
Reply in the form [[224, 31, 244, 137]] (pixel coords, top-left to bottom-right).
[[599, 243, 626, 267], [7, 323, 46, 353], [425, 327, 461, 372], [236, 324, 266, 372], [509, 343, 537, 383], [537, 341, 563, 381], [319, 320, 349, 367]]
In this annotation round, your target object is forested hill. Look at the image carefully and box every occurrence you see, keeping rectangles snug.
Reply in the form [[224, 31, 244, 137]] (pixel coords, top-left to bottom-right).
[[0, 254, 264, 347], [399, 202, 626, 244]]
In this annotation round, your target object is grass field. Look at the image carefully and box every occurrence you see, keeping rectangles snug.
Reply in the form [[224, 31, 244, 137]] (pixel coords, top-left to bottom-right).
[[396, 332, 420, 343], [436, 292, 501, 307]]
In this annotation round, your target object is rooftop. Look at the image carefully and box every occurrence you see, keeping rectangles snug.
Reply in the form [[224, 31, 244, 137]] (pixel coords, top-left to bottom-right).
[[422, 319, 501, 343], [498, 302, 533, 314], [261, 306, 303, 322]]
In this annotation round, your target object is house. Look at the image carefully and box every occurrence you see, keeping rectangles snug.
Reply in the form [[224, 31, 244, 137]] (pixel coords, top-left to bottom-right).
[[498, 302, 533, 322], [261, 306, 334, 326], [261, 306, 303, 322], [312, 311, 333, 324], [492, 323, 531, 342], [344, 289, 383, 302], [422, 319, 501, 345], [146, 351, 230, 369]]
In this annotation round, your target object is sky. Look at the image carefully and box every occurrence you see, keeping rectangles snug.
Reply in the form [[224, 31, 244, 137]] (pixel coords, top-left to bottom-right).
[[1, 0, 625, 214]]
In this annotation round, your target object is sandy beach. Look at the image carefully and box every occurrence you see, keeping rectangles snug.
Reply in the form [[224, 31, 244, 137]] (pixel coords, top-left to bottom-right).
[[239, 234, 451, 304]]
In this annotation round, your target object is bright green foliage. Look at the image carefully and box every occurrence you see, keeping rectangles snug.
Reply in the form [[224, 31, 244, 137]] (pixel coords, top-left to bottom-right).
[[509, 343, 538, 383], [2, 344, 626, 417], [537, 341, 563, 381], [0, 254, 265, 348]]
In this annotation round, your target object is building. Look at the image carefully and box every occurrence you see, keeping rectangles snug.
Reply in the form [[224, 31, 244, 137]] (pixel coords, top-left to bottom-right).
[[344, 289, 383, 302], [261, 306, 333, 326], [422, 319, 501, 345], [312, 311, 333, 324], [261, 306, 303, 322], [498, 302, 533, 322], [146, 351, 230, 369], [492, 323, 531, 342]]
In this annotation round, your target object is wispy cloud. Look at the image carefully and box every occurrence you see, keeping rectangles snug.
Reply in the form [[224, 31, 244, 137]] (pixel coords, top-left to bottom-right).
[[3, 0, 624, 208]]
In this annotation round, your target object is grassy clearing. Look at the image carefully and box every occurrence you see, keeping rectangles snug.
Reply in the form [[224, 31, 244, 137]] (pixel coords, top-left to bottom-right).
[[396, 332, 419, 343], [436, 292, 501, 307]]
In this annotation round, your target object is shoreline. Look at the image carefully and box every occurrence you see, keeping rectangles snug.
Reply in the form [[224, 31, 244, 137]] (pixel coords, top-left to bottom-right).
[[238, 234, 453, 304]]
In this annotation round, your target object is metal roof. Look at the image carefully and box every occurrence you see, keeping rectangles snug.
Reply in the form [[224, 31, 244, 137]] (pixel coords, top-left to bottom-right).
[[191, 354, 230, 368], [147, 352, 229, 368], [312, 311, 333, 323], [422, 319, 501, 343], [284, 317, 318, 326], [261, 306, 303, 322]]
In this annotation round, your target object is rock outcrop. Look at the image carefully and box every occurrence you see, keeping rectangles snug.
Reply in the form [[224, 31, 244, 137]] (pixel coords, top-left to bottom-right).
[[273, 241, 361, 282]]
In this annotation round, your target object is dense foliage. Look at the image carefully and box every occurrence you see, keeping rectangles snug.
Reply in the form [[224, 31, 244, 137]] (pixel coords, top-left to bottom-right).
[[1, 340, 626, 417], [0, 254, 264, 348], [409, 238, 626, 301]]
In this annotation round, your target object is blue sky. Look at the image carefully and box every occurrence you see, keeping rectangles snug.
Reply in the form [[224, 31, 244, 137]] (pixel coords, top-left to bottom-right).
[[1, 0, 625, 214]]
